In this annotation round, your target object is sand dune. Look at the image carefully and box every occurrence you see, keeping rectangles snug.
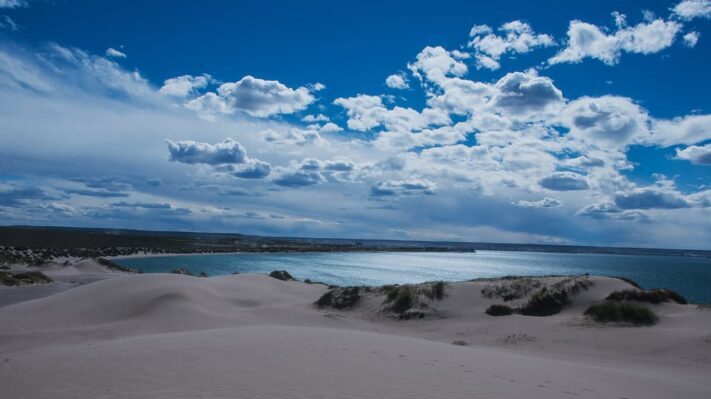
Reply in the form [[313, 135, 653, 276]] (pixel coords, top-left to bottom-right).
[[1, 269, 710, 398]]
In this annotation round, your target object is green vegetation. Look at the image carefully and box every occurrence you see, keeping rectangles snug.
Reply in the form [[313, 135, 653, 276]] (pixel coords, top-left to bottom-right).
[[584, 301, 658, 326], [485, 304, 514, 316], [606, 289, 687, 305], [481, 278, 542, 301], [0, 271, 53, 286], [315, 287, 361, 309], [390, 288, 414, 314], [519, 287, 569, 316], [424, 281, 446, 300]]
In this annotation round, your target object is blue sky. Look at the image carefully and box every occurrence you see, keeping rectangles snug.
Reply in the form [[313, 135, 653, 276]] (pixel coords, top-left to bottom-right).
[[1, 0, 710, 248]]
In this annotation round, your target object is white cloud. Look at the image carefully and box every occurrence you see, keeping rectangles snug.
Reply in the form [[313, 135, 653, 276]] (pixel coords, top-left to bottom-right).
[[563, 96, 650, 147], [615, 188, 690, 209], [407, 46, 468, 84], [105, 48, 126, 59], [549, 17, 681, 65], [493, 70, 563, 114], [167, 138, 247, 165], [319, 122, 343, 133], [385, 73, 409, 89], [0, 15, 19, 31], [0, 0, 26, 9], [187, 75, 315, 118], [334, 94, 450, 132], [672, 0, 711, 20], [650, 114, 711, 146], [683, 31, 700, 47], [310, 82, 326, 91], [468, 20, 555, 70], [231, 159, 272, 179], [676, 144, 711, 165], [159, 74, 212, 98], [511, 197, 562, 208], [262, 128, 326, 147], [370, 178, 437, 197], [539, 172, 590, 191], [302, 113, 329, 123]]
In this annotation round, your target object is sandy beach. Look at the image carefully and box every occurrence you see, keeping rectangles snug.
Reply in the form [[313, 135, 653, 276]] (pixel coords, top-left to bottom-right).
[[1, 260, 710, 398]]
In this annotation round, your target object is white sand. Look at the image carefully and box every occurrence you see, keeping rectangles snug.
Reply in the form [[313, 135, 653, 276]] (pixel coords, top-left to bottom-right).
[[1, 260, 710, 398]]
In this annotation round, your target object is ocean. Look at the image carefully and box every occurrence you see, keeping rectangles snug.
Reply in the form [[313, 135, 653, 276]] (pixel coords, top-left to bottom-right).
[[115, 250, 711, 303]]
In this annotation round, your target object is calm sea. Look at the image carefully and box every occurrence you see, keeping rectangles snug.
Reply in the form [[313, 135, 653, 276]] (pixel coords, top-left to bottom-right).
[[115, 251, 711, 303]]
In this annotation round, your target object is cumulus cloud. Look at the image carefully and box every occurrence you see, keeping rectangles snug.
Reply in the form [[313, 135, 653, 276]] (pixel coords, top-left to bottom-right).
[[273, 165, 325, 187], [672, 0, 711, 20], [334, 94, 449, 132], [319, 122, 343, 133], [493, 70, 563, 114], [540, 172, 590, 191], [650, 114, 711, 146], [159, 74, 212, 98], [468, 20, 555, 70], [563, 96, 650, 147], [549, 16, 681, 65], [186, 76, 315, 119], [676, 144, 711, 165], [231, 159, 272, 179], [105, 48, 126, 58], [370, 178, 436, 197], [271, 157, 359, 187], [385, 74, 409, 89], [683, 31, 701, 47], [577, 202, 620, 217], [167, 138, 247, 165], [615, 189, 690, 209], [302, 113, 329, 123], [262, 128, 326, 146], [511, 197, 562, 208], [407, 46, 468, 84]]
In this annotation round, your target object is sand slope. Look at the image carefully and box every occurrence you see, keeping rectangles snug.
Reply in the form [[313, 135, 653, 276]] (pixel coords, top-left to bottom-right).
[[1, 272, 710, 398]]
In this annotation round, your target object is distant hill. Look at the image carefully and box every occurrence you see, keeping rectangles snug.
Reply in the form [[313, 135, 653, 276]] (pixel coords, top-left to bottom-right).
[[0, 225, 709, 258]]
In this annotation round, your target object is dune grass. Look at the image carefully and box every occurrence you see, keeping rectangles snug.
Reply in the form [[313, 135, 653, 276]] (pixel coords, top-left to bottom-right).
[[606, 289, 687, 305]]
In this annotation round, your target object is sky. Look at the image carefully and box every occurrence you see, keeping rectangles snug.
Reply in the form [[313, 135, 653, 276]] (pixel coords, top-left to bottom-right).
[[0, 0, 710, 249]]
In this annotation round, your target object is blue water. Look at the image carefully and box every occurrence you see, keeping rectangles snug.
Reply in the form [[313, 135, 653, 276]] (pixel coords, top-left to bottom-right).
[[115, 251, 711, 303]]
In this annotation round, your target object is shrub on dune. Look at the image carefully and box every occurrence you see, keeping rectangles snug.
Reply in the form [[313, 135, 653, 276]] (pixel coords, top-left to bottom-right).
[[519, 287, 569, 316], [606, 289, 687, 305], [585, 301, 658, 326], [0, 271, 53, 286], [424, 281, 446, 300], [390, 288, 414, 314], [486, 304, 514, 316], [315, 287, 361, 309]]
